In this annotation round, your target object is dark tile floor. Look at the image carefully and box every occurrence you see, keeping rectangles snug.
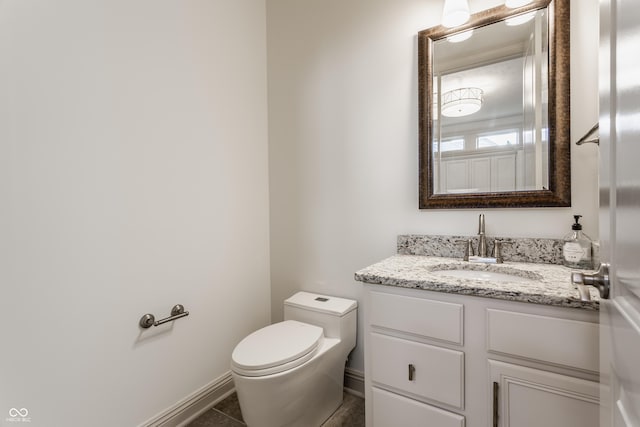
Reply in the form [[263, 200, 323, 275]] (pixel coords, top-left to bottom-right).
[[187, 391, 365, 427]]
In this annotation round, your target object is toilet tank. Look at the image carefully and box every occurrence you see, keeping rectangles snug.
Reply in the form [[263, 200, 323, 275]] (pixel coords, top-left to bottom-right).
[[284, 292, 357, 350]]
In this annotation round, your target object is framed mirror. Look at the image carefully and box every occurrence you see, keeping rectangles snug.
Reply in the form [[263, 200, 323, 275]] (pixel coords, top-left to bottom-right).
[[418, 0, 570, 208]]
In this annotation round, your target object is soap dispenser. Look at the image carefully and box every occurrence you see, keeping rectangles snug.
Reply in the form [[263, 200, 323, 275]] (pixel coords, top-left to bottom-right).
[[562, 215, 593, 269]]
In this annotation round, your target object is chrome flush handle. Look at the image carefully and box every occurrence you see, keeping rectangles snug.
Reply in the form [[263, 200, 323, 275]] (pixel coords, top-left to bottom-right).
[[571, 263, 610, 301]]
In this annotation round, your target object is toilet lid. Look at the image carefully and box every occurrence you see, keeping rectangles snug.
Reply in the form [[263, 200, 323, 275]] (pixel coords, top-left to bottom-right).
[[231, 320, 323, 375]]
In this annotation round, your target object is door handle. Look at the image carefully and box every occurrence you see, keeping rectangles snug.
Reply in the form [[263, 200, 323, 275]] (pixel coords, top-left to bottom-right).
[[571, 263, 610, 300]]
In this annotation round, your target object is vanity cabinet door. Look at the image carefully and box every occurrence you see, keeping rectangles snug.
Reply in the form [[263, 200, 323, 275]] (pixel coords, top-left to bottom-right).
[[489, 360, 599, 427]]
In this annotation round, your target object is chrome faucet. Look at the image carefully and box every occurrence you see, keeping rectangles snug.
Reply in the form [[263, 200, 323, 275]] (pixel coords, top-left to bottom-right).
[[477, 214, 488, 257]]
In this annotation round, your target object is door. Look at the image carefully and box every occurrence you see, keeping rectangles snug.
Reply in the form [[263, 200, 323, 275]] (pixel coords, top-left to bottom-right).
[[599, 0, 640, 425]]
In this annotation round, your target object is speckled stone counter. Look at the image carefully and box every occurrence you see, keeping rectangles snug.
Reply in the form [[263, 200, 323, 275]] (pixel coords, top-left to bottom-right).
[[355, 255, 599, 311]]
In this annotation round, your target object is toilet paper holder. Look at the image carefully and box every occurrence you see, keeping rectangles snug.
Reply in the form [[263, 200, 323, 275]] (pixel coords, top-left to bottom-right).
[[139, 304, 189, 329]]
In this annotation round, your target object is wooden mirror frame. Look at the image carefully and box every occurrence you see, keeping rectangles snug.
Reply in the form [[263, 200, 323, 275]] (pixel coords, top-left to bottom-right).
[[418, 0, 570, 209]]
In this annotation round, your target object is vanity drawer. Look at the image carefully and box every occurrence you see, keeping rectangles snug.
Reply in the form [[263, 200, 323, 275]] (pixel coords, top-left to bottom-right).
[[369, 291, 463, 345], [370, 332, 464, 409], [487, 309, 599, 372], [372, 387, 465, 427]]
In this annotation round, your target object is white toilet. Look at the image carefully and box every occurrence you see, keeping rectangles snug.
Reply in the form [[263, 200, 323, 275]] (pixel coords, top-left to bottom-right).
[[231, 291, 357, 427]]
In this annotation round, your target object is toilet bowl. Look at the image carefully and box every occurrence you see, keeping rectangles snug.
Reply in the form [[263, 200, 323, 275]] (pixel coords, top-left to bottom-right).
[[231, 292, 357, 427]]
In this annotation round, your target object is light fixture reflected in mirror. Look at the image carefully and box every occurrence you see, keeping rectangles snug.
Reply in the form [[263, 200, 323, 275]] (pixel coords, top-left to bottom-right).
[[447, 29, 474, 43], [442, 0, 470, 28], [505, 10, 536, 25], [440, 87, 483, 117]]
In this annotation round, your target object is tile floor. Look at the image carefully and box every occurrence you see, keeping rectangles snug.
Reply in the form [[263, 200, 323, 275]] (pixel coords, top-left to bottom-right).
[[187, 391, 365, 427]]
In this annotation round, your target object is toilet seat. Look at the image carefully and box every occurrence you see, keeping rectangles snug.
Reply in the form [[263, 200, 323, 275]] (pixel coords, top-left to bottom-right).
[[231, 320, 324, 377]]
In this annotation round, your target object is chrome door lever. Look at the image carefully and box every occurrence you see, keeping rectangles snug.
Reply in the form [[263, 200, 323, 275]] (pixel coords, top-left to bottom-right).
[[571, 263, 610, 301]]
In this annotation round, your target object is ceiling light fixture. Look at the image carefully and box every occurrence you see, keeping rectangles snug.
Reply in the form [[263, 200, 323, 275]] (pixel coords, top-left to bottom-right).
[[441, 87, 483, 117], [442, 0, 471, 28], [505, 0, 534, 8]]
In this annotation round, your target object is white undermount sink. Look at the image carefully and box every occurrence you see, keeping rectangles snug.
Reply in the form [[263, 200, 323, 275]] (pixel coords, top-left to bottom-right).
[[430, 267, 541, 283]]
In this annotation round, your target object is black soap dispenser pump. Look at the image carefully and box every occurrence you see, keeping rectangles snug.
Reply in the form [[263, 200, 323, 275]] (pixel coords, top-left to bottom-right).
[[562, 215, 593, 269]]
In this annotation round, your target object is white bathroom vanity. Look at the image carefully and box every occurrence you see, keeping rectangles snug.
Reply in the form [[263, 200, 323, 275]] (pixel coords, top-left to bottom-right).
[[356, 253, 599, 427]]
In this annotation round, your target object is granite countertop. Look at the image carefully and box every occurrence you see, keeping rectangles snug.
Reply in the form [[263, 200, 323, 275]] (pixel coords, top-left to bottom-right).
[[354, 255, 600, 311]]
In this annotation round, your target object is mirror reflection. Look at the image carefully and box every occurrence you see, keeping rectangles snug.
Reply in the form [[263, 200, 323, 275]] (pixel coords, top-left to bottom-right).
[[432, 8, 549, 195], [418, 0, 571, 209]]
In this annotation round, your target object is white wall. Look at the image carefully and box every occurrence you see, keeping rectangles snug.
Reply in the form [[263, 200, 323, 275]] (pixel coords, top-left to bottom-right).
[[0, 1, 270, 426], [0, 0, 599, 421], [267, 0, 599, 373]]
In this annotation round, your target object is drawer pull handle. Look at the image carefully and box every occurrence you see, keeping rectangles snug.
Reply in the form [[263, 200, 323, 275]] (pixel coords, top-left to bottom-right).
[[408, 364, 416, 381], [493, 381, 499, 427]]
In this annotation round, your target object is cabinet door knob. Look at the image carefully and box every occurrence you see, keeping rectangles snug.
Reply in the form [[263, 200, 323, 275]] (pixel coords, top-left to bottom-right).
[[408, 364, 416, 381]]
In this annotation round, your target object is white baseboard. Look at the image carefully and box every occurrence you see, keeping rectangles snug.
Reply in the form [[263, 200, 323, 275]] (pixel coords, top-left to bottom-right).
[[344, 367, 365, 397], [140, 368, 365, 427], [139, 371, 234, 427]]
